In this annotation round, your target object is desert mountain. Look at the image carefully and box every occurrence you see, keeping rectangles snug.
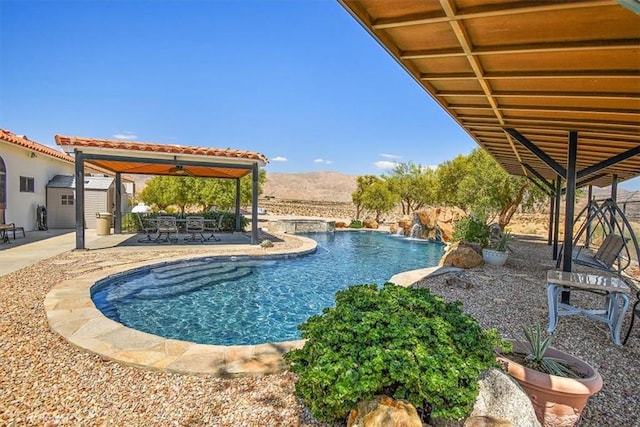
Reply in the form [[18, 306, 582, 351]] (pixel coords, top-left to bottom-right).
[[263, 171, 358, 203]]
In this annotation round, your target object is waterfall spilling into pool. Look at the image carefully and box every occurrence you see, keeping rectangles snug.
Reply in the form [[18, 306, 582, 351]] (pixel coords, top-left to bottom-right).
[[409, 223, 423, 238], [91, 231, 444, 345]]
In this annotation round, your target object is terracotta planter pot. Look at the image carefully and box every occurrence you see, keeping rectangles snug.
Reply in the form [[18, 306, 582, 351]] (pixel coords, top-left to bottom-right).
[[496, 340, 603, 427], [482, 248, 508, 266]]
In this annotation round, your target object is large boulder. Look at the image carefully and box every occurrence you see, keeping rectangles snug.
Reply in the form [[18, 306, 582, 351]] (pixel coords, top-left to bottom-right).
[[347, 396, 422, 427], [439, 242, 483, 269], [430, 369, 540, 427], [414, 207, 466, 242], [467, 368, 541, 427], [398, 215, 413, 236], [363, 218, 379, 229]]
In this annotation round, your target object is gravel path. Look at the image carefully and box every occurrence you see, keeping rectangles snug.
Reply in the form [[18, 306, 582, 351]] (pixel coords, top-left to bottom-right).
[[1, 233, 638, 426], [414, 235, 640, 427]]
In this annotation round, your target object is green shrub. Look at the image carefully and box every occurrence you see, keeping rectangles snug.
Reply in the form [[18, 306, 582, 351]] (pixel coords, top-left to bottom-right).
[[200, 210, 248, 232], [348, 219, 364, 229], [121, 213, 139, 232], [452, 215, 490, 248], [284, 284, 506, 423]]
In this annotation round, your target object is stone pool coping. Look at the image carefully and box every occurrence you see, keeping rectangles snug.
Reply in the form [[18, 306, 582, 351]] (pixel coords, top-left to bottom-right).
[[45, 233, 450, 376]]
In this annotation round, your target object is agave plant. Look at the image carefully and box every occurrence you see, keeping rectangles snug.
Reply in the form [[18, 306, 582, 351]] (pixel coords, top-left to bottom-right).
[[522, 323, 579, 378]]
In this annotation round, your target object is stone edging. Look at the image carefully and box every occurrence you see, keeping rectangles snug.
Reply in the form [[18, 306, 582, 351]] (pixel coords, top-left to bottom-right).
[[44, 233, 445, 377], [44, 238, 317, 377]]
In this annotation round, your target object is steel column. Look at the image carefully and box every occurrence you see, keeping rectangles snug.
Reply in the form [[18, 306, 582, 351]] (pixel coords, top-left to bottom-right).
[[586, 185, 593, 247], [251, 164, 259, 244], [235, 178, 242, 232], [115, 172, 122, 234], [553, 179, 562, 260], [75, 151, 85, 250], [561, 131, 579, 304], [548, 183, 555, 246], [610, 174, 618, 229]]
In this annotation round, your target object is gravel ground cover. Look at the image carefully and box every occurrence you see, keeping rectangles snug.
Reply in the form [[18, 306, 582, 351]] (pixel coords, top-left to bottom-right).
[[1, 233, 638, 426]]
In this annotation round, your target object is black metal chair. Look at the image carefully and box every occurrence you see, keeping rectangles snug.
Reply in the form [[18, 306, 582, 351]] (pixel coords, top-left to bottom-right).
[[204, 214, 224, 242], [136, 214, 158, 242], [184, 216, 206, 243], [155, 216, 179, 243]]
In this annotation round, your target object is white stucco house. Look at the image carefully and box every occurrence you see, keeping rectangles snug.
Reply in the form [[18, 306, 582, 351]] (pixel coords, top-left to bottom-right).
[[0, 129, 132, 231]]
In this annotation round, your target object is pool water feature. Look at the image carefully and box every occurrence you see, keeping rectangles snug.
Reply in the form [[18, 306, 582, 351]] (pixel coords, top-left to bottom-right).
[[91, 231, 444, 345]]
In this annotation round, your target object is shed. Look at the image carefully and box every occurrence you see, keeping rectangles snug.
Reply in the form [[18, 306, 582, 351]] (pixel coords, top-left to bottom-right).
[[46, 175, 126, 229]]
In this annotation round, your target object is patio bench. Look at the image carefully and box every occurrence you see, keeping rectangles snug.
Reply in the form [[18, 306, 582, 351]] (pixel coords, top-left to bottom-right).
[[0, 223, 25, 243], [546, 270, 631, 345]]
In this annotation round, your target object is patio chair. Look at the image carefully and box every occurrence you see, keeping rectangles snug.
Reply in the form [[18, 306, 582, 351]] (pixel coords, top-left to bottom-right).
[[184, 216, 205, 243], [136, 214, 158, 242], [204, 214, 224, 242], [573, 233, 628, 274], [155, 216, 179, 243], [0, 220, 25, 242]]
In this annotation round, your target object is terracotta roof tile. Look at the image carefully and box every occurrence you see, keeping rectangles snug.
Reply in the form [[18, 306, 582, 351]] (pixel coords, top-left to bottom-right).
[[54, 135, 269, 164], [1, 129, 75, 163]]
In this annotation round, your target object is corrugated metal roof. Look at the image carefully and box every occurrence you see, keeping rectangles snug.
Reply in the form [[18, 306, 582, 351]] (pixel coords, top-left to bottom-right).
[[47, 175, 114, 190]]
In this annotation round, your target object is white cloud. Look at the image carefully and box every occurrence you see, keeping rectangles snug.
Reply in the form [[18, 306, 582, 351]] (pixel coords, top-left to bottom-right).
[[113, 132, 137, 140], [272, 156, 288, 162], [380, 153, 402, 159], [374, 160, 398, 170], [314, 158, 334, 165]]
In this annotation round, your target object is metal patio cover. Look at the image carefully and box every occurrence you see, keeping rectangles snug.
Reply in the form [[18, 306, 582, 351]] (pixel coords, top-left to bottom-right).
[[339, 0, 640, 188], [55, 135, 269, 179]]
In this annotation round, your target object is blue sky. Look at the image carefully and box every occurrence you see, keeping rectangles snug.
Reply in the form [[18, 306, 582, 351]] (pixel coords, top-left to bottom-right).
[[1, 0, 638, 190]]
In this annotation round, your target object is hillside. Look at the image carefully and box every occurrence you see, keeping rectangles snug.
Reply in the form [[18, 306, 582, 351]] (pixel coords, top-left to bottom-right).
[[262, 171, 358, 203]]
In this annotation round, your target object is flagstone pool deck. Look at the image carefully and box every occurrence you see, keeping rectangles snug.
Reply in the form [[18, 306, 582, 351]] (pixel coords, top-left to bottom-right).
[[39, 228, 449, 376]]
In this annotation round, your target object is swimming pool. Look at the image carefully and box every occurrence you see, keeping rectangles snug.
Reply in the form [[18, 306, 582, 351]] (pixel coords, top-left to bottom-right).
[[91, 231, 444, 345]]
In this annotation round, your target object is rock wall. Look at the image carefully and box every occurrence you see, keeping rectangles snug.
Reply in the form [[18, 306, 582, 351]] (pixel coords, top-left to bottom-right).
[[259, 199, 357, 219], [390, 207, 466, 242]]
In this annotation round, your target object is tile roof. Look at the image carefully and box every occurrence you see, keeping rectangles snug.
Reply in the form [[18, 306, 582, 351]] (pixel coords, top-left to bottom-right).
[[1, 129, 75, 163], [55, 135, 269, 164]]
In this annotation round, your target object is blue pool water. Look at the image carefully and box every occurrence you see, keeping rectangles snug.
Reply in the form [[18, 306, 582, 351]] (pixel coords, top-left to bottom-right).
[[91, 231, 444, 345]]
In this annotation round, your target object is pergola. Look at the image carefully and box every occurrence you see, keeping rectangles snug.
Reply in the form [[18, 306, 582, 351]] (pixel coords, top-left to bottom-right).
[[55, 135, 268, 249], [339, 0, 640, 274]]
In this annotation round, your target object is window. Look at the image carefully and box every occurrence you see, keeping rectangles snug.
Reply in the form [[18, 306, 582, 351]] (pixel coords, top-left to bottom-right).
[[61, 194, 74, 206], [19, 176, 34, 193]]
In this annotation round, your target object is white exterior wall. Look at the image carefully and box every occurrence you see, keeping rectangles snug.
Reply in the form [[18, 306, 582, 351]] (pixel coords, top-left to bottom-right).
[[0, 142, 75, 231]]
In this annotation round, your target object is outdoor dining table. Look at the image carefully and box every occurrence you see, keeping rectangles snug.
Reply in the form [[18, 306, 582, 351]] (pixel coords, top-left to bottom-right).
[[139, 217, 221, 243]]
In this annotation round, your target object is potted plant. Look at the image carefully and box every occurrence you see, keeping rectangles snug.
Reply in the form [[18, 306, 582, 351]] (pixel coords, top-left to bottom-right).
[[496, 324, 603, 427], [482, 231, 513, 266]]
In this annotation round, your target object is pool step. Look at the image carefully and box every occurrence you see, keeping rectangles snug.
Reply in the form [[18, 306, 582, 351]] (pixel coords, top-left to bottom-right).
[[137, 267, 253, 299], [105, 265, 253, 302]]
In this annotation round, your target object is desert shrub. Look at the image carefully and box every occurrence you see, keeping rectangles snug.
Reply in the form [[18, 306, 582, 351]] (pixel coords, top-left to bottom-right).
[[452, 215, 490, 248], [348, 219, 364, 229], [284, 284, 506, 423], [260, 239, 274, 248], [121, 213, 139, 232], [200, 210, 248, 232]]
